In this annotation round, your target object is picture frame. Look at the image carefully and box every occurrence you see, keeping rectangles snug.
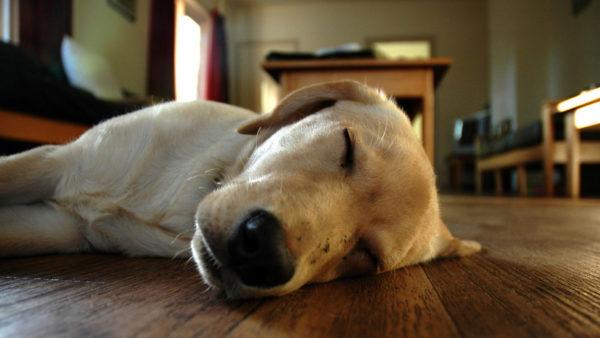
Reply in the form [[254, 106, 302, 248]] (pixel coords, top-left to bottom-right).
[[107, 0, 137, 22], [365, 36, 434, 60]]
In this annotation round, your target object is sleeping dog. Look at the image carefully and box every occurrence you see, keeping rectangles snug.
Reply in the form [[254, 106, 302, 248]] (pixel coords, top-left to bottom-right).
[[0, 81, 480, 298]]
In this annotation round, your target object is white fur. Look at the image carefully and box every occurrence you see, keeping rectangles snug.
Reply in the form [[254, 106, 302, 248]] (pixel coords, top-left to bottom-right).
[[0, 100, 254, 257]]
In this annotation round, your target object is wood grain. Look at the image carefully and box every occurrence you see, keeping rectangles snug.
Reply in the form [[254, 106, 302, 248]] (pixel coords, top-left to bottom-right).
[[1, 196, 599, 337]]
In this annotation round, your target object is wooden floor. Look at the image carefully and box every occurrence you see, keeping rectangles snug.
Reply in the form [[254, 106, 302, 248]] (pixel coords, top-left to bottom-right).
[[1, 195, 599, 337]]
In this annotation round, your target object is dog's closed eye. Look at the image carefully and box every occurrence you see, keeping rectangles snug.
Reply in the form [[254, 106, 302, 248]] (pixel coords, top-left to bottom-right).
[[341, 128, 354, 171]]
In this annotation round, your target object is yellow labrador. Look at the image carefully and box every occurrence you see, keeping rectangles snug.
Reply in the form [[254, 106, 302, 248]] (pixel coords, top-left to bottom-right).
[[0, 81, 480, 298]]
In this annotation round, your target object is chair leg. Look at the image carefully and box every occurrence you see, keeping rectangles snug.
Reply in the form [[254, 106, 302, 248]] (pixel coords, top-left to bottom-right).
[[542, 102, 556, 197], [565, 114, 580, 198], [449, 159, 460, 191], [455, 160, 464, 192], [475, 163, 482, 195], [543, 159, 554, 197], [517, 165, 527, 197], [494, 169, 503, 195]]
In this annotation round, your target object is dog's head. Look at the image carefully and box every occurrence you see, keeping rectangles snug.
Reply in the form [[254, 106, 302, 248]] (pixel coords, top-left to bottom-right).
[[192, 81, 480, 298]]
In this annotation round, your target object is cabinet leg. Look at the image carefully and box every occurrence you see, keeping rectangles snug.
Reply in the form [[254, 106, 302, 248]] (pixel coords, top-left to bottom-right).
[[517, 165, 527, 197]]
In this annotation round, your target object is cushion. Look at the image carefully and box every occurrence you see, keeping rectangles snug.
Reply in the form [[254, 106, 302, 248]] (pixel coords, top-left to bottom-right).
[[479, 117, 600, 158], [61, 37, 123, 100]]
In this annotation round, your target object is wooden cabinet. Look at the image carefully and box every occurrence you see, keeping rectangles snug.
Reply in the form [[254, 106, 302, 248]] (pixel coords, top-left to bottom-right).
[[263, 58, 451, 163]]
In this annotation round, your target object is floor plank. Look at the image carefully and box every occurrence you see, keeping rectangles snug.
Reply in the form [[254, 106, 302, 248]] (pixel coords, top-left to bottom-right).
[[227, 266, 458, 338], [1, 195, 599, 337]]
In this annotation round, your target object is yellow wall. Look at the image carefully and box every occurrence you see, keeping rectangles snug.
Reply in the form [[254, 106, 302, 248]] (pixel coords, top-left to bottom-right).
[[72, 0, 151, 95], [228, 0, 490, 188]]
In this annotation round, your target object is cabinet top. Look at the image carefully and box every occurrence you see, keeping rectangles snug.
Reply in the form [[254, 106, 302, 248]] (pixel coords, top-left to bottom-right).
[[262, 57, 452, 85]]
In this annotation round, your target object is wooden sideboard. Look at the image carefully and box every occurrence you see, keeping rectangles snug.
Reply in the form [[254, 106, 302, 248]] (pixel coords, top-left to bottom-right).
[[0, 110, 88, 145], [262, 58, 452, 162]]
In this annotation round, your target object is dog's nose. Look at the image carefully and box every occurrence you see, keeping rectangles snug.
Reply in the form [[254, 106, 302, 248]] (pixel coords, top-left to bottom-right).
[[227, 209, 295, 288]]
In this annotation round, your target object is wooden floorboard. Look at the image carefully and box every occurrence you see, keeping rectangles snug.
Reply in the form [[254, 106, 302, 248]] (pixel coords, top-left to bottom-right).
[[1, 195, 599, 337]]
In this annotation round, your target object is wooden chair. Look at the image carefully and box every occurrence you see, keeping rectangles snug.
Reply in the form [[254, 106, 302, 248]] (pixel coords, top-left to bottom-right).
[[476, 88, 600, 198], [546, 88, 600, 197]]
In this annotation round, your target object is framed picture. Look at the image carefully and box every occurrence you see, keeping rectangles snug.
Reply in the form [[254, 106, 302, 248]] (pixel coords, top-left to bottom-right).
[[107, 0, 137, 22], [366, 36, 434, 60]]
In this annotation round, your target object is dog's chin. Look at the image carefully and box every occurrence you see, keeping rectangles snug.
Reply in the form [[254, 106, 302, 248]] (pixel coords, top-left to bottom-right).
[[191, 233, 261, 299], [191, 236, 225, 291]]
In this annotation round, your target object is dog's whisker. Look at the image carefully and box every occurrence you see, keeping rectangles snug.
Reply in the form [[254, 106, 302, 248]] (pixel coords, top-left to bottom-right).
[[370, 119, 384, 148], [184, 256, 195, 266], [254, 126, 262, 151], [377, 116, 390, 147], [169, 228, 196, 248], [201, 245, 223, 268], [201, 284, 214, 294], [171, 244, 192, 258], [379, 126, 387, 146]]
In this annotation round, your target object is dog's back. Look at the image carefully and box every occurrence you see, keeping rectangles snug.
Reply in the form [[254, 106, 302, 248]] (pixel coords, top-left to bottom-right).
[[0, 100, 255, 257]]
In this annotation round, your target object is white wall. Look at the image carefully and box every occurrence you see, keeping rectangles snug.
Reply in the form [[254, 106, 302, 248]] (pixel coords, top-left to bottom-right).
[[72, 0, 151, 95], [489, 0, 600, 128], [228, 0, 490, 188]]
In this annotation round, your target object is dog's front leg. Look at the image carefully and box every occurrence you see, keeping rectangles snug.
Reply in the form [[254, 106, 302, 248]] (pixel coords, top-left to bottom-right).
[[0, 202, 88, 257], [0, 145, 64, 206], [0, 145, 85, 256]]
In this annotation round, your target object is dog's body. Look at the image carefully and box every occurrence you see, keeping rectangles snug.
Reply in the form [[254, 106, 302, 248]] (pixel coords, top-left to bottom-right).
[[0, 81, 480, 298], [0, 100, 254, 257]]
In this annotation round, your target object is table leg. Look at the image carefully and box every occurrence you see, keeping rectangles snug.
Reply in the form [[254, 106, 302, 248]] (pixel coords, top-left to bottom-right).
[[422, 71, 435, 163], [565, 113, 580, 198]]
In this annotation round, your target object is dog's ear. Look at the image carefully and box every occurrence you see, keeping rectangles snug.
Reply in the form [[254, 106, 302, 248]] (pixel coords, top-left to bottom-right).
[[422, 221, 481, 263], [439, 238, 482, 258], [432, 220, 482, 259], [237, 80, 382, 135]]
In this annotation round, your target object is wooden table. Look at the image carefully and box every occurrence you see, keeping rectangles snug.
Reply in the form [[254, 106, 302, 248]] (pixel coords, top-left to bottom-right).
[[2, 195, 598, 337], [263, 58, 452, 162]]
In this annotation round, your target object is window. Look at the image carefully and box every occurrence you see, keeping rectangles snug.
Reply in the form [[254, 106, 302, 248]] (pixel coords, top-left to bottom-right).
[[175, 0, 208, 102], [0, 0, 18, 43]]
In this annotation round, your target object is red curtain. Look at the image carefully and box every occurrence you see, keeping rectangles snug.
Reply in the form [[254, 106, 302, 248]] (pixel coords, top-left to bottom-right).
[[19, 0, 72, 80], [203, 9, 229, 103], [146, 0, 176, 100]]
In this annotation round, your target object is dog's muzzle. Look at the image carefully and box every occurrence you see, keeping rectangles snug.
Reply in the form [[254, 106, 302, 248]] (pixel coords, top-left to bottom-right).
[[227, 209, 295, 288]]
